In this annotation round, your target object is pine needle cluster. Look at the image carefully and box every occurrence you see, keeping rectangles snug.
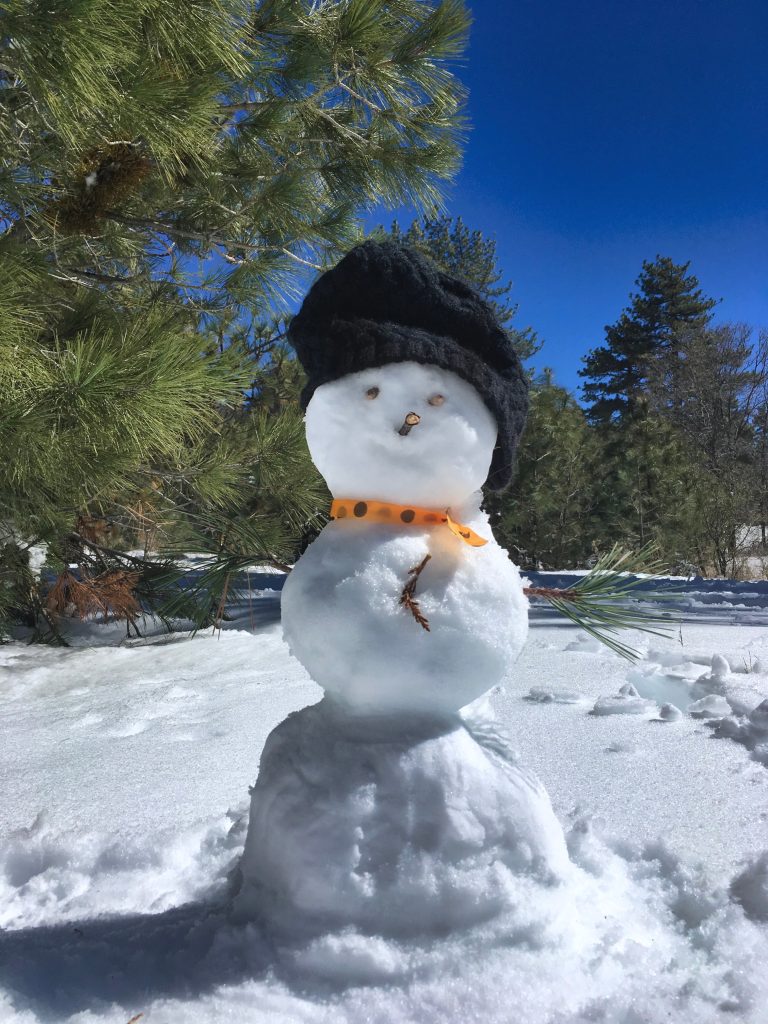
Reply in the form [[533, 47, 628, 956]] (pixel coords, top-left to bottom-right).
[[525, 545, 677, 660], [0, 0, 470, 639]]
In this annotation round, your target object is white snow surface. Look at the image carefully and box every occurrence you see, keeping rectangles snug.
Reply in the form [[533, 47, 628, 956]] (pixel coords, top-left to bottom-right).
[[2, 600, 768, 1023]]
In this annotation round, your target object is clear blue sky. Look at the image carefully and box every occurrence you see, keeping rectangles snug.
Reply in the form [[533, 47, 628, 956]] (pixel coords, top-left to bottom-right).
[[374, 0, 767, 394]]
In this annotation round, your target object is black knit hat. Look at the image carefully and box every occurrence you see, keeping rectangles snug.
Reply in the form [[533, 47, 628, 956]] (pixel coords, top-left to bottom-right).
[[289, 240, 529, 491]]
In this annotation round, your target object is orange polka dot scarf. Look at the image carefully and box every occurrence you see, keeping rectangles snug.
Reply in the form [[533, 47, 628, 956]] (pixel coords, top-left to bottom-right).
[[329, 499, 488, 547]]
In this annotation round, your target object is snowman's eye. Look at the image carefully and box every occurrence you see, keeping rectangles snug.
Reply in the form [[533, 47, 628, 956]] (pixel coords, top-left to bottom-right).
[[428, 394, 445, 407], [366, 386, 380, 400]]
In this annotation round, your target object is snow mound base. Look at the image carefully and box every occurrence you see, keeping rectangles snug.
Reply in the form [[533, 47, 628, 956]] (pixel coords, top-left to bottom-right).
[[234, 699, 569, 938]]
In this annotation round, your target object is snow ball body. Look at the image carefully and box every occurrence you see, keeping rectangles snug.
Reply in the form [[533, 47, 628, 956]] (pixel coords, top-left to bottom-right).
[[235, 700, 570, 938], [281, 362, 528, 716]]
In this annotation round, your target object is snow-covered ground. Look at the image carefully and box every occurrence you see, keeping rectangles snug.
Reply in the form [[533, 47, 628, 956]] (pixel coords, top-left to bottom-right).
[[2, 577, 768, 1024]]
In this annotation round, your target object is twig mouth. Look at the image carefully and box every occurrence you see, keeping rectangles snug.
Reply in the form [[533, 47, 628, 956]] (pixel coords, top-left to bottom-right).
[[398, 412, 421, 436]]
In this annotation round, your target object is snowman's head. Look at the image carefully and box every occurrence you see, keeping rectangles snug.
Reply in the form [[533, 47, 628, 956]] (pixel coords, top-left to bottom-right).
[[305, 361, 498, 508]]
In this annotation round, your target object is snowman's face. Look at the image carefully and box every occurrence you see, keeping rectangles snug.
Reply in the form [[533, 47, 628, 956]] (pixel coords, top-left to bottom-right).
[[305, 362, 497, 507]]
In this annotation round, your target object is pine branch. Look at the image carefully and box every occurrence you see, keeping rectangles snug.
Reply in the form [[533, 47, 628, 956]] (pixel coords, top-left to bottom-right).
[[335, 79, 383, 114], [46, 568, 141, 622], [53, 267, 144, 288], [108, 214, 324, 269], [0, 0, 470, 640], [523, 544, 677, 660]]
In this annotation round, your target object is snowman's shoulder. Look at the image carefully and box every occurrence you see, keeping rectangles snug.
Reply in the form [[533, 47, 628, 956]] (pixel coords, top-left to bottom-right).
[[451, 500, 523, 571], [291, 512, 524, 600]]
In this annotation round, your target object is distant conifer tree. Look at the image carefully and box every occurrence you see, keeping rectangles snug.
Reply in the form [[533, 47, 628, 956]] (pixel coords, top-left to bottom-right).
[[487, 370, 599, 568], [384, 216, 541, 363], [576, 257, 718, 553], [580, 256, 717, 424]]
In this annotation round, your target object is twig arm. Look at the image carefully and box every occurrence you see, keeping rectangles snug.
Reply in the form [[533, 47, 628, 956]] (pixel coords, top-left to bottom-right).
[[399, 554, 432, 631], [523, 585, 578, 600]]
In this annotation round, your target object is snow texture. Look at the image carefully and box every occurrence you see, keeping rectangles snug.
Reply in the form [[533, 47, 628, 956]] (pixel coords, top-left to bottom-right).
[[281, 511, 528, 715], [2, 606, 768, 1022]]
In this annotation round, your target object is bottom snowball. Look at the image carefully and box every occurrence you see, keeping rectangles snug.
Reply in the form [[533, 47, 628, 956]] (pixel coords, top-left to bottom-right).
[[233, 698, 569, 937]]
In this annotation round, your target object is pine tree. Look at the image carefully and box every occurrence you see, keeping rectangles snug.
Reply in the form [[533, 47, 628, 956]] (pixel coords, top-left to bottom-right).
[[592, 406, 687, 551], [649, 324, 768, 574], [580, 256, 717, 424], [0, 0, 470, 638], [575, 257, 718, 553], [2, 0, 469, 288], [488, 371, 599, 568], [383, 216, 541, 363]]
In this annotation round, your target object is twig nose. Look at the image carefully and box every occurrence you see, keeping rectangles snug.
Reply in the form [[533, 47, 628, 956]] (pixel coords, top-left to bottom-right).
[[398, 412, 421, 436]]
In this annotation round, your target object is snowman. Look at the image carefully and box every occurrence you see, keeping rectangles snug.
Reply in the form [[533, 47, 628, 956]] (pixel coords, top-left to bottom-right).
[[236, 241, 569, 938]]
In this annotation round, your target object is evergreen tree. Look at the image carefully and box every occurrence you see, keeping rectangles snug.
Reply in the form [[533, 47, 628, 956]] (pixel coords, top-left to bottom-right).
[[488, 371, 599, 568], [383, 216, 540, 363], [576, 257, 718, 553], [580, 256, 717, 424], [649, 324, 768, 574], [592, 407, 687, 552], [2, 0, 469, 295], [0, 0, 470, 638]]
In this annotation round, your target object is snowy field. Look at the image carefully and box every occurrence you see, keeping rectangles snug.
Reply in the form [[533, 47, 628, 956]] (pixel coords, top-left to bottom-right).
[[2, 574, 768, 1023]]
